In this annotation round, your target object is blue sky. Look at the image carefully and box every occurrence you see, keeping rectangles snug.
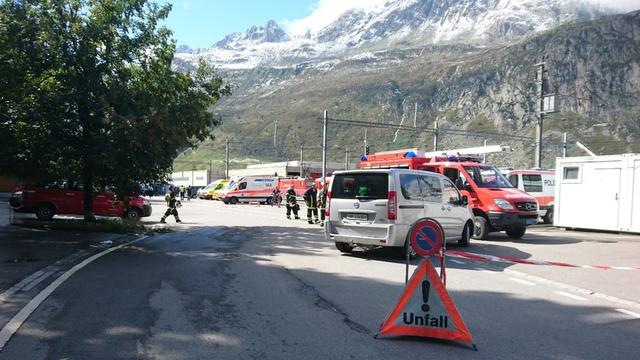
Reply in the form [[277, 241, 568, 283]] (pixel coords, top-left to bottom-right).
[[160, 0, 317, 48]]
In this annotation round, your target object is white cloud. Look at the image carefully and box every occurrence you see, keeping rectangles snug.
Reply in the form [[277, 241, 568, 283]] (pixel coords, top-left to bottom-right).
[[283, 0, 388, 36], [584, 0, 640, 11]]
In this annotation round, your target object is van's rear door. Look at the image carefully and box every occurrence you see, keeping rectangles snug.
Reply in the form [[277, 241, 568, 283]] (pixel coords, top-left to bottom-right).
[[330, 172, 389, 225]]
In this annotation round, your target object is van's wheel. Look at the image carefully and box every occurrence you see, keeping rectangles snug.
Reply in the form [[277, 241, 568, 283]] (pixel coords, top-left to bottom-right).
[[473, 216, 490, 240], [335, 242, 353, 253], [506, 226, 526, 239], [543, 208, 553, 224], [36, 204, 55, 221], [229, 197, 238, 205], [265, 197, 273, 205], [124, 208, 141, 221], [458, 221, 472, 247]]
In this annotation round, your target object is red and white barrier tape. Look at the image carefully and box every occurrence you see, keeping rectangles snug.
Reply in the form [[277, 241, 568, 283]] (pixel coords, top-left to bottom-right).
[[447, 250, 640, 271]]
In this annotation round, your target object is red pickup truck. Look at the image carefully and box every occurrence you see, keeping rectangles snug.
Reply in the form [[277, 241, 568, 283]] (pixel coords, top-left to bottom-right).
[[9, 181, 152, 220]]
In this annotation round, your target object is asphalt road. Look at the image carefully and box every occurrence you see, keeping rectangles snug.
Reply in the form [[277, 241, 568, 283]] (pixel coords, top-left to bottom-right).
[[1, 198, 639, 359]]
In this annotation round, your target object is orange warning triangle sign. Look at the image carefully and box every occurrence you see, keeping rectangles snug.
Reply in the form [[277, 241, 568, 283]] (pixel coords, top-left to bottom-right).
[[378, 259, 474, 345]]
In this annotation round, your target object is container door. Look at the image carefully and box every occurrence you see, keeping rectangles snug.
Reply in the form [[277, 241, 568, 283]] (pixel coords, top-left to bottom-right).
[[588, 168, 621, 230], [632, 159, 640, 232]]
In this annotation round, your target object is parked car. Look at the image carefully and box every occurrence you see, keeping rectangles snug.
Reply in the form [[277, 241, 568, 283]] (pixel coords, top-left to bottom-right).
[[324, 169, 474, 256], [10, 181, 152, 220]]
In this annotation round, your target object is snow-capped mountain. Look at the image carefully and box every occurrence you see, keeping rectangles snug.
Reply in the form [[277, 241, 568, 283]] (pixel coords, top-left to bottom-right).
[[174, 0, 611, 70]]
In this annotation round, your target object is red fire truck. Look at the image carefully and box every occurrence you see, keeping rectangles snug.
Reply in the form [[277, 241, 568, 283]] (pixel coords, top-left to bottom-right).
[[360, 149, 539, 239]]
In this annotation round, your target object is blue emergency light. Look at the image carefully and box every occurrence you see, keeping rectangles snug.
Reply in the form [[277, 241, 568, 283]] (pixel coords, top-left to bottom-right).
[[403, 151, 417, 158], [361, 155, 368, 161]]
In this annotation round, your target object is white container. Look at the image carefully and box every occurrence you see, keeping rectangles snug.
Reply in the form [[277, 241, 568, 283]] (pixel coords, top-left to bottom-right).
[[554, 154, 640, 233]]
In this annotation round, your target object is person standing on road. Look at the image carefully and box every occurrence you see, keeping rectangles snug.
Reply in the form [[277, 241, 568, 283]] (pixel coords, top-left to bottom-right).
[[286, 186, 300, 220], [186, 185, 192, 201], [303, 184, 319, 224], [179, 185, 186, 200], [317, 183, 327, 227], [160, 190, 182, 223], [271, 187, 282, 208]]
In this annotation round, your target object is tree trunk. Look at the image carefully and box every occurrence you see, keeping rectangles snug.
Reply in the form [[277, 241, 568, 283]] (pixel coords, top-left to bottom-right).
[[83, 164, 95, 222]]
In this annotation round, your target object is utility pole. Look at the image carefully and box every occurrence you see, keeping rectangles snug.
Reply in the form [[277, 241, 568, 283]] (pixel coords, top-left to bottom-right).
[[225, 139, 230, 179], [209, 160, 212, 181], [535, 62, 546, 168], [414, 102, 418, 128], [483, 139, 488, 163], [433, 121, 439, 151], [344, 147, 349, 170], [299, 145, 304, 177], [322, 110, 328, 184], [364, 129, 368, 155], [273, 120, 278, 148], [562, 132, 568, 158]]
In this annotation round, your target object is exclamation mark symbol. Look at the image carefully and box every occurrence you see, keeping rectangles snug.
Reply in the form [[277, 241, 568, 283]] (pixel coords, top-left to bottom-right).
[[421, 280, 431, 312]]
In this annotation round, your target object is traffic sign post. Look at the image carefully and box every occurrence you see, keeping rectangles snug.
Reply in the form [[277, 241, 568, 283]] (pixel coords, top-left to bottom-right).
[[383, 218, 476, 349]]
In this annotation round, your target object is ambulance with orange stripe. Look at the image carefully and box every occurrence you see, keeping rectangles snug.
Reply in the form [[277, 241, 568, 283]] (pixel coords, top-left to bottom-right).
[[505, 170, 555, 224], [220, 176, 278, 205]]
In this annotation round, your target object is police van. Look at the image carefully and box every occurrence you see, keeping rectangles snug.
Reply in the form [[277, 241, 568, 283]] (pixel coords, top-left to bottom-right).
[[505, 170, 555, 224], [220, 176, 278, 204], [324, 169, 474, 255]]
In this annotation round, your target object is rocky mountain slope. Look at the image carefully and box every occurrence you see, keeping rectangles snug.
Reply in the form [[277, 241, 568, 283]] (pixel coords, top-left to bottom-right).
[[172, 1, 639, 171]]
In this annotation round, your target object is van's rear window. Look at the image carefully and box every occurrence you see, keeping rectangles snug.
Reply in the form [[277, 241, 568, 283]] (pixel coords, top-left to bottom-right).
[[332, 174, 388, 199]]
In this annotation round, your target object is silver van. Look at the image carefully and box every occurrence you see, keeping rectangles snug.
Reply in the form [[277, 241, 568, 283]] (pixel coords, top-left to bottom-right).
[[324, 169, 474, 254]]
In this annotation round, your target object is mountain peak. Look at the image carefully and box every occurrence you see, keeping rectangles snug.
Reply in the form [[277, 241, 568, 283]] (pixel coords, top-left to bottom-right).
[[213, 20, 290, 49]]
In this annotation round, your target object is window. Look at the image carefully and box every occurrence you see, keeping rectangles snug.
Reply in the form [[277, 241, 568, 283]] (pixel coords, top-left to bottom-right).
[[508, 174, 519, 188], [442, 180, 461, 204], [399, 174, 422, 200], [332, 173, 388, 199], [419, 175, 442, 202], [239, 182, 247, 190], [563, 167, 579, 180], [522, 174, 543, 193]]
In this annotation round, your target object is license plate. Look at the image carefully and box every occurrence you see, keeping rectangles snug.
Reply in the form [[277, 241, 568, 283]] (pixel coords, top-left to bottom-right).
[[346, 213, 368, 221], [524, 218, 536, 225]]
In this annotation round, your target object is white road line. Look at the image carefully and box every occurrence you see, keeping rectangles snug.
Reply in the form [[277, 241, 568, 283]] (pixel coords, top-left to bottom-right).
[[612, 267, 634, 270], [0, 235, 149, 352], [449, 259, 466, 265], [615, 309, 640, 318], [509, 277, 536, 286], [480, 269, 499, 274], [555, 291, 588, 301]]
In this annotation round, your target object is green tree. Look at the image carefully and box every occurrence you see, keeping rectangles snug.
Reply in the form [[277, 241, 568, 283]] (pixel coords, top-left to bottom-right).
[[0, 0, 230, 220]]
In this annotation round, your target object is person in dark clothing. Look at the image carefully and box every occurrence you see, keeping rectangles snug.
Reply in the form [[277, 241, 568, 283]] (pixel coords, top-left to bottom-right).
[[160, 190, 182, 223], [286, 187, 300, 220], [303, 184, 319, 224], [317, 184, 327, 227], [186, 185, 192, 201]]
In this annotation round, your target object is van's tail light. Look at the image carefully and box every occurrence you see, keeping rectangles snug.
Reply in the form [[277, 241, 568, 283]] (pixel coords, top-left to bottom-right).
[[325, 191, 331, 217], [388, 191, 397, 220]]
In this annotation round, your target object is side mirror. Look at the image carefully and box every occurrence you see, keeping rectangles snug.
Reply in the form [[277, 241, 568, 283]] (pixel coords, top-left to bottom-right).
[[461, 195, 469, 206]]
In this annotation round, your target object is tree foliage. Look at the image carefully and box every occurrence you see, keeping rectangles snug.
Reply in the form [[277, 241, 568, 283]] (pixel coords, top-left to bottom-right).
[[0, 0, 230, 219]]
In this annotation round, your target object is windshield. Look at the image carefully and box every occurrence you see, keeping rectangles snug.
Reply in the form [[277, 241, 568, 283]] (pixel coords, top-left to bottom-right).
[[463, 166, 514, 188], [222, 181, 237, 190], [332, 173, 388, 199]]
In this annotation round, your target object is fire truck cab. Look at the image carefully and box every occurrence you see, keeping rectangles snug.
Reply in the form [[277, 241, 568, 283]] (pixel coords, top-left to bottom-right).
[[360, 149, 539, 239]]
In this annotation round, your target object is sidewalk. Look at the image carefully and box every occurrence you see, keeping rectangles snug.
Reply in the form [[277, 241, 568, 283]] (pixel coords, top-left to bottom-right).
[[0, 202, 132, 295]]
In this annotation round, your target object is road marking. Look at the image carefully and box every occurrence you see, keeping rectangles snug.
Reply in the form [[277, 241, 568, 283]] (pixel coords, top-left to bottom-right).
[[509, 277, 536, 286], [449, 259, 466, 265], [555, 291, 587, 301], [0, 235, 149, 352], [0, 271, 45, 303], [615, 309, 640, 318]]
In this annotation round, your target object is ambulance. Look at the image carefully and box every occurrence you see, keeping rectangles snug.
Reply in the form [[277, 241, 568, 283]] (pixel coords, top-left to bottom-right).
[[220, 176, 278, 204], [360, 149, 539, 239], [505, 170, 555, 224]]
